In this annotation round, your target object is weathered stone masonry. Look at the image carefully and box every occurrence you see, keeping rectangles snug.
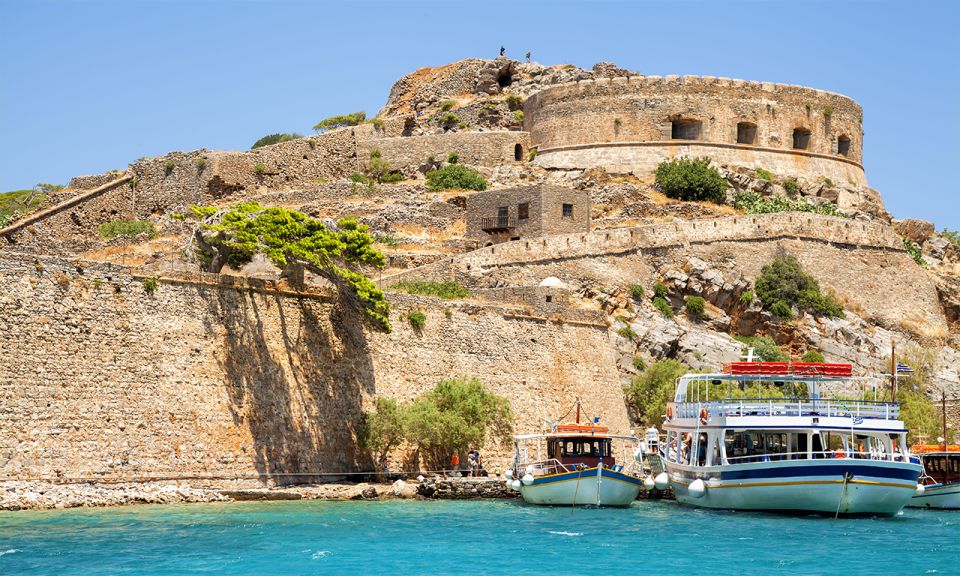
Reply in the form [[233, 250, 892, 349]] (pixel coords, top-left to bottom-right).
[[0, 253, 627, 481]]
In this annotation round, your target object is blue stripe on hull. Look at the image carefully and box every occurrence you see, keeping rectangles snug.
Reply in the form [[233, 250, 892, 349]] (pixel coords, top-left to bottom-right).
[[719, 463, 919, 482], [528, 468, 643, 487]]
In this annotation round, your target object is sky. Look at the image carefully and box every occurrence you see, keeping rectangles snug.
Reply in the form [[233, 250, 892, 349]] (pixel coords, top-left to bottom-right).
[[2, 0, 958, 229]]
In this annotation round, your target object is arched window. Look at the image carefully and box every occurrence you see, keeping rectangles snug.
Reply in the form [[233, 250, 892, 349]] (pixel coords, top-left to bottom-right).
[[793, 128, 811, 150], [514, 143, 523, 161], [737, 122, 757, 145], [671, 119, 702, 140], [837, 135, 851, 157]]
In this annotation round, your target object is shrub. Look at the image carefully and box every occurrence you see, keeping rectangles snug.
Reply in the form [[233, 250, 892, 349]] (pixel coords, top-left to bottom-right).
[[618, 324, 637, 341], [654, 157, 728, 203], [164, 160, 175, 174], [425, 164, 487, 191], [739, 290, 754, 304], [254, 163, 267, 176], [624, 359, 688, 427], [513, 110, 524, 122], [732, 190, 845, 217], [313, 111, 366, 132], [93, 278, 103, 290], [755, 254, 844, 319], [440, 100, 455, 112], [188, 205, 218, 219], [685, 295, 705, 317], [380, 172, 404, 184], [632, 356, 647, 371], [390, 280, 470, 299], [629, 284, 645, 300], [653, 296, 673, 318], [407, 310, 426, 331], [369, 118, 385, 130], [653, 282, 669, 299], [735, 335, 787, 362], [823, 106, 833, 120], [365, 149, 392, 183], [35, 183, 64, 194], [437, 113, 460, 127], [942, 228, 960, 246], [505, 94, 523, 111], [0, 188, 47, 224], [528, 149, 537, 162], [903, 238, 927, 267], [770, 300, 793, 320], [447, 152, 459, 164], [802, 349, 825, 363], [403, 377, 513, 468], [782, 178, 799, 195], [251, 133, 302, 149], [140, 277, 158, 294], [444, 309, 453, 319], [350, 172, 367, 184], [195, 157, 207, 171], [755, 168, 773, 181], [97, 219, 157, 240]]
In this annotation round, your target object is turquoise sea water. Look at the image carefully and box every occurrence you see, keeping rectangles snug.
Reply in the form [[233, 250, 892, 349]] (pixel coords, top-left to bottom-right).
[[0, 499, 957, 575]]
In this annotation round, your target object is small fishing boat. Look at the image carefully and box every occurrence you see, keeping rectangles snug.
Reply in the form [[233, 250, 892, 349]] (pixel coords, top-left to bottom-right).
[[908, 443, 960, 509], [658, 356, 923, 516], [505, 401, 645, 507]]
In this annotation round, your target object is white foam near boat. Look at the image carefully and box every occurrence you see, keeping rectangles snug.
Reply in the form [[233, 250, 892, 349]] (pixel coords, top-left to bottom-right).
[[507, 401, 647, 507], [660, 358, 923, 517]]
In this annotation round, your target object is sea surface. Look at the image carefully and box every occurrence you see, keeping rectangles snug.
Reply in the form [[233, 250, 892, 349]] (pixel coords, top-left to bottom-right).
[[0, 499, 957, 575]]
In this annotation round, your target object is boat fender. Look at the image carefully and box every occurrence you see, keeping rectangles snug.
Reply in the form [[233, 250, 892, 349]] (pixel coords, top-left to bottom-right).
[[511, 479, 522, 491], [525, 465, 536, 475], [505, 479, 514, 490], [654, 472, 670, 490], [643, 476, 656, 490], [521, 474, 535, 486], [688, 479, 706, 498], [505, 469, 513, 479], [915, 484, 926, 496], [699, 408, 709, 425]]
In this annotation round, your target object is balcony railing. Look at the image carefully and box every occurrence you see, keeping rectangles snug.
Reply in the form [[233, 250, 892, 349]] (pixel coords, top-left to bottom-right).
[[480, 216, 517, 231], [673, 398, 901, 421]]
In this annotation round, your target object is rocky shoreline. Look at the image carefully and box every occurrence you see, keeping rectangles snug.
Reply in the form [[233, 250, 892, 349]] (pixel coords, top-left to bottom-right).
[[1, 477, 672, 511]]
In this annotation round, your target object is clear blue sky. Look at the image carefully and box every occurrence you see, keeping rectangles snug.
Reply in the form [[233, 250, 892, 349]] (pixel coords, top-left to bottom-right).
[[2, 0, 958, 229]]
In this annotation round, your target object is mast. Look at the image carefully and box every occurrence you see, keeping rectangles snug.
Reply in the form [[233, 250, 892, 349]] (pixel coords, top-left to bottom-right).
[[890, 342, 897, 402], [575, 398, 581, 425]]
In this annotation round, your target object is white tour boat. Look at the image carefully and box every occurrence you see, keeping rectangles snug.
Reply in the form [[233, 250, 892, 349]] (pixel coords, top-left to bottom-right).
[[506, 402, 646, 507], [658, 359, 923, 516]]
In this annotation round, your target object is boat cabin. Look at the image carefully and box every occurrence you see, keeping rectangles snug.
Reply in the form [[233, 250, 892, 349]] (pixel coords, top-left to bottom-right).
[[546, 435, 615, 469], [913, 444, 960, 486]]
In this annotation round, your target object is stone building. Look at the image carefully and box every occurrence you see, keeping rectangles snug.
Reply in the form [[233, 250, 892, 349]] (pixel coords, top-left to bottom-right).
[[465, 184, 591, 245]]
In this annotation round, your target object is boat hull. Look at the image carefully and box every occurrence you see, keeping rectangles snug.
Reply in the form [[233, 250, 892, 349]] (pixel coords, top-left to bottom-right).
[[519, 467, 642, 507], [665, 459, 921, 516], [908, 483, 960, 509]]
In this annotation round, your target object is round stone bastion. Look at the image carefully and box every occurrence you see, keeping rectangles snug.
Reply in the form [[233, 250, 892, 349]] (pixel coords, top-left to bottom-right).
[[524, 75, 866, 187]]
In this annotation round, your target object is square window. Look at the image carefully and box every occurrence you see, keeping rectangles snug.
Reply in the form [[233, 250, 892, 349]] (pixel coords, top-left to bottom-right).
[[518, 202, 529, 220], [546, 295, 553, 303], [562, 203, 574, 218]]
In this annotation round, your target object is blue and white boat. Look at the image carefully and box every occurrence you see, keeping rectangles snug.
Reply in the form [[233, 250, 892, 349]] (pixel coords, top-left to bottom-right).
[[506, 402, 645, 507], [658, 359, 923, 516]]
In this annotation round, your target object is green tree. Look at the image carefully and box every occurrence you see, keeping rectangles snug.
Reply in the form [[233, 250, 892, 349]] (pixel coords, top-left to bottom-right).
[[251, 133, 303, 149], [735, 335, 788, 362], [624, 359, 688, 427], [755, 254, 843, 319], [654, 157, 728, 203], [881, 345, 941, 444], [801, 349, 825, 363], [191, 202, 391, 332], [313, 111, 366, 132], [404, 377, 512, 468], [358, 397, 407, 464]]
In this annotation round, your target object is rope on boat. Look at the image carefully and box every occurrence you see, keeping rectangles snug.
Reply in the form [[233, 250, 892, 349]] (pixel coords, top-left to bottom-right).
[[833, 471, 853, 519]]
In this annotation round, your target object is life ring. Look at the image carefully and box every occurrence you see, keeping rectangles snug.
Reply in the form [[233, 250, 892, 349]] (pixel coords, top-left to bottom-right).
[[699, 408, 709, 425], [666, 406, 674, 420], [835, 448, 846, 459]]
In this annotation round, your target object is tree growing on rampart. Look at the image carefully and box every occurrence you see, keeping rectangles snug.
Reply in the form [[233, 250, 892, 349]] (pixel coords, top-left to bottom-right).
[[754, 254, 843, 320], [189, 202, 391, 332], [313, 111, 366, 132], [623, 359, 688, 428], [654, 157, 728, 203]]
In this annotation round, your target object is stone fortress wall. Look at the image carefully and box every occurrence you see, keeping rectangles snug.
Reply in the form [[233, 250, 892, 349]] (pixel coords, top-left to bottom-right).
[[524, 75, 867, 187], [0, 253, 626, 481]]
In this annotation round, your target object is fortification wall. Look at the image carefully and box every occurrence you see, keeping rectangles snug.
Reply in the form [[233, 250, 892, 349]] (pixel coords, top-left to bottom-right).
[[356, 131, 529, 174], [0, 254, 626, 481], [525, 75, 865, 185]]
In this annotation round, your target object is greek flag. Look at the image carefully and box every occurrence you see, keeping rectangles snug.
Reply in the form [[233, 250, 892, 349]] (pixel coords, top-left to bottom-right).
[[853, 416, 864, 425], [896, 362, 914, 374]]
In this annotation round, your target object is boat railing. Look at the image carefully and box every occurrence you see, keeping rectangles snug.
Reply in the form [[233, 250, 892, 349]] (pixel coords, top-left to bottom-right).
[[674, 398, 900, 421], [520, 458, 572, 476]]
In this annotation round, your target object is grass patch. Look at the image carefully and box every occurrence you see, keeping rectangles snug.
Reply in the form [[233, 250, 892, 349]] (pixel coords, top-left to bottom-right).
[[732, 190, 844, 217], [755, 168, 773, 181], [407, 310, 426, 331], [653, 296, 674, 318], [685, 295, 705, 317], [140, 277, 158, 294], [389, 280, 470, 299], [629, 284, 645, 300], [617, 324, 637, 341]]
